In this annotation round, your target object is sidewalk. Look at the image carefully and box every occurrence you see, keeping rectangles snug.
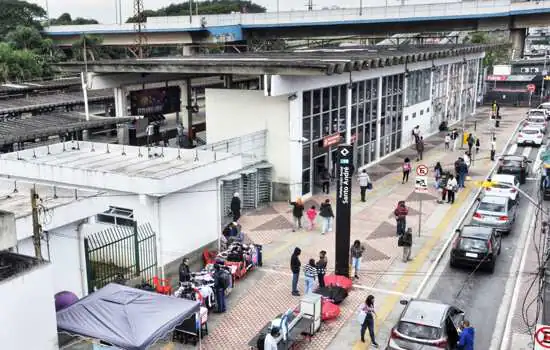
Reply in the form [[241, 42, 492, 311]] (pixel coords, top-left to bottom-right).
[[152, 107, 524, 350]]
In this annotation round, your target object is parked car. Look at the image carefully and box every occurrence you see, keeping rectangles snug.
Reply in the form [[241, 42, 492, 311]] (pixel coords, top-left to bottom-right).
[[471, 195, 517, 233], [517, 126, 544, 147], [536, 102, 550, 120], [497, 155, 531, 184], [387, 299, 464, 350], [483, 174, 520, 202], [450, 225, 502, 273], [524, 112, 547, 133]]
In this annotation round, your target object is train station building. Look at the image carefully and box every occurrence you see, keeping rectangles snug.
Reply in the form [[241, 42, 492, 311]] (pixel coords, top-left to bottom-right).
[[59, 44, 485, 201]]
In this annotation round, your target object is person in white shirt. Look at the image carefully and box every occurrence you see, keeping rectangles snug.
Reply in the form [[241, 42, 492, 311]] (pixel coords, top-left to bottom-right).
[[264, 327, 279, 350], [357, 169, 371, 202], [444, 134, 451, 150], [446, 175, 458, 204], [145, 123, 154, 146], [463, 152, 471, 172]]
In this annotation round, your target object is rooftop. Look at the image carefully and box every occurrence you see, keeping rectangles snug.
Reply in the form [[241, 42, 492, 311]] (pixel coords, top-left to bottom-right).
[[0, 251, 43, 283], [57, 44, 490, 76], [0, 77, 80, 95], [0, 89, 112, 115], [0, 142, 243, 195]]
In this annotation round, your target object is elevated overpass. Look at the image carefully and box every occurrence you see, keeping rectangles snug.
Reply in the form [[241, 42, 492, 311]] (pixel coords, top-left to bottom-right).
[[44, 0, 550, 56]]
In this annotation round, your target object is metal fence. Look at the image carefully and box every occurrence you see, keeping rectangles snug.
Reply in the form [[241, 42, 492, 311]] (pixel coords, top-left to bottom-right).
[[198, 130, 267, 166], [84, 222, 157, 294]]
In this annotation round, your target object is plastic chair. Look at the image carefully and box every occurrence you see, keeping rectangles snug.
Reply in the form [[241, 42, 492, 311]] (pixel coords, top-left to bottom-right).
[[153, 276, 172, 295]]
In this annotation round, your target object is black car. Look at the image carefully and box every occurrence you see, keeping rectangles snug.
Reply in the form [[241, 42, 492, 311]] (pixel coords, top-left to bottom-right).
[[450, 225, 502, 273], [497, 155, 531, 184]]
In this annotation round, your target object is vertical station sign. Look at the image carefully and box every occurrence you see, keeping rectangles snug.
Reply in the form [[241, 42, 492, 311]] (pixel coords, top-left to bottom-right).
[[335, 144, 353, 277]]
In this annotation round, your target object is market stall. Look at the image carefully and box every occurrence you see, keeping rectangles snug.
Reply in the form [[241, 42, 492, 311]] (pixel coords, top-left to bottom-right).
[[56, 283, 201, 350]]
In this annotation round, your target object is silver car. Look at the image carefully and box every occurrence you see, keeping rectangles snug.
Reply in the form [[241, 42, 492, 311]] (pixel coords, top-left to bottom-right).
[[387, 299, 464, 350], [471, 195, 517, 233]]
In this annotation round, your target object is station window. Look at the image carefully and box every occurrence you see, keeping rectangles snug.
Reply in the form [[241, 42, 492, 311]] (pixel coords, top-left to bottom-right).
[[420, 109, 424, 116], [412, 112, 417, 119], [97, 206, 135, 227]]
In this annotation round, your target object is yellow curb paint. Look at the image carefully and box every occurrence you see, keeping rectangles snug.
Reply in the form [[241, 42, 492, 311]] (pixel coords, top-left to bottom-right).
[[352, 185, 474, 350]]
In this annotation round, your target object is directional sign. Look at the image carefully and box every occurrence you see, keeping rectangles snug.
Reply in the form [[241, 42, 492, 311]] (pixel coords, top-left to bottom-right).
[[416, 164, 429, 176], [535, 324, 550, 349], [415, 176, 428, 193]]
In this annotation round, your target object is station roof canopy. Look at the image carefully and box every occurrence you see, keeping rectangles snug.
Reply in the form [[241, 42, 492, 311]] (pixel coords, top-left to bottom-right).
[[57, 44, 490, 76], [0, 113, 134, 147], [0, 77, 80, 95], [0, 89, 113, 115]]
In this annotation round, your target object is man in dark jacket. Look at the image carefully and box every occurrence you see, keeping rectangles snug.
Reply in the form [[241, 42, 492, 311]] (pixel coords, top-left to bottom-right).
[[319, 199, 335, 235], [230, 192, 241, 222], [213, 264, 227, 313], [290, 247, 302, 296], [320, 168, 331, 194], [416, 136, 425, 161], [467, 134, 474, 155], [178, 257, 191, 284], [457, 320, 475, 350], [394, 201, 409, 236]]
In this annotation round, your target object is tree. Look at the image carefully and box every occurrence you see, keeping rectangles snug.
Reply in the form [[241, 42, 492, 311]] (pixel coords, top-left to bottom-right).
[[0, 0, 46, 37], [0, 42, 47, 82], [50, 13, 99, 25], [5, 26, 45, 51], [72, 35, 104, 61], [466, 31, 511, 72]]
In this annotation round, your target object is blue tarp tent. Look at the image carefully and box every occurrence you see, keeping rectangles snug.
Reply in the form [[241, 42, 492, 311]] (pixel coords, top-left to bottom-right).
[[56, 283, 200, 350]]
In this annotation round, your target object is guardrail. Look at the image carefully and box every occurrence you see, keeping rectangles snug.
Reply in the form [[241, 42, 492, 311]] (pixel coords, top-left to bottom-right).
[[197, 130, 267, 166]]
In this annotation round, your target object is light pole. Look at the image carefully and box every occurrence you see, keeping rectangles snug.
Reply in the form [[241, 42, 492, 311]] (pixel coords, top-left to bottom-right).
[[541, 56, 548, 101]]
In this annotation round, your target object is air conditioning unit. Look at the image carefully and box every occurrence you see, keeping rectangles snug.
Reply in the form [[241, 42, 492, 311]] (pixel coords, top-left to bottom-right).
[[0, 210, 16, 251]]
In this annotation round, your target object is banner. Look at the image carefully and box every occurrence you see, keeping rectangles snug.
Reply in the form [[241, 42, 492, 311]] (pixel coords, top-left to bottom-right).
[[129, 86, 181, 116]]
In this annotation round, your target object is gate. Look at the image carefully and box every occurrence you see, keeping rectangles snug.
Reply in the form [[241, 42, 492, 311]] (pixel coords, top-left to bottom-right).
[[84, 222, 157, 294]]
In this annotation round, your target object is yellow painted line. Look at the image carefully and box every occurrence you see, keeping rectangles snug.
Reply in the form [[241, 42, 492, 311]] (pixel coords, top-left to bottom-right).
[[352, 185, 473, 350]]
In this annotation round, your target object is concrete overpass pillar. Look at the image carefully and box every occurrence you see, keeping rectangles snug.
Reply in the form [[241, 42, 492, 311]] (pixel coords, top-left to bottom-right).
[[113, 87, 127, 117], [510, 29, 526, 60]]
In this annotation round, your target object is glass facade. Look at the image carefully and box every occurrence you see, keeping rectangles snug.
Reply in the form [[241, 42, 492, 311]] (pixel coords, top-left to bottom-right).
[[406, 69, 431, 105]]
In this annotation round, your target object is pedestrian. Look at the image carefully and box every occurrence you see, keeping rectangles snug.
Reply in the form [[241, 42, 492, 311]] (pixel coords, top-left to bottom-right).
[[162, 130, 169, 147], [213, 264, 227, 313], [452, 129, 458, 151], [145, 123, 154, 147], [263, 327, 279, 350], [289, 197, 305, 232], [357, 169, 371, 202], [316, 251, 327, 288], [455, 158, 467, 188], [416, 136, 425, 161], [319, 199, 335, 234], [467, 133, 474, 155], [303, 258, 317, 294], [350, 240, 365, 279], [490, 137, 496, 161], [230, 192, 241, 222], [412, 125, 420, 144], [359, 295, 379, 347], [475, 137, 480, 153], [457, 320, 475, 350], [463, 152, 471, 173], [290, 247, 301, 296], [402, 157, 412, 184], [394, 200, 409, 235], [446, 174, 458, 204], [444, 133, 451, 150], [306, 205, 317, 230], [399, 227, 413, 262], [434, 162, 443, 187], [178, 257, 191, 284], [320, 167, 331, 194]]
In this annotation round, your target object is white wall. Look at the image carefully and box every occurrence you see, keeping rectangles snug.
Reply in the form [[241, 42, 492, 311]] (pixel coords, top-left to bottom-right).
[[206, 89, 292, 184], [0, 263, 58, 350], [403, 100, 433, 146]]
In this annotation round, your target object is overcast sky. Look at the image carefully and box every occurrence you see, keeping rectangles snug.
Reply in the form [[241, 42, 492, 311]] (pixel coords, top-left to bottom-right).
[[29, 0, 355, 23]]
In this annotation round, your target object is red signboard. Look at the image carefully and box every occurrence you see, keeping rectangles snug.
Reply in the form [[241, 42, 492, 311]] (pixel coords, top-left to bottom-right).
[[527, 84, 536, 93], [323, 134, 342, 148], [486, 75, 507, 81]]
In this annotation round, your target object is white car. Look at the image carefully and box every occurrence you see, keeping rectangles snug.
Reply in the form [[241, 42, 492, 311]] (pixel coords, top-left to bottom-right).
[[537, 103, 550, 120], [482, 174, 520, 202], [517, 126, 544, 146], [524, 114, 547, 133]]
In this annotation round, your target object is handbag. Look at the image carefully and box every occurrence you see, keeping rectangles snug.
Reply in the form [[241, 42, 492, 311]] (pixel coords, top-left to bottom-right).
[[367, 182, 373, 190], [356, 310, 367, 324], [397, 235, 404, 247]]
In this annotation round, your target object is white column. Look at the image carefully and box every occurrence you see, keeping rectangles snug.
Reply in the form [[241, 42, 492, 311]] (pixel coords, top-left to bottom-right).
[[179, 82, 189, 129], [403, 72, 408, 107], [346, 82, 352, 143], [376, 77, 383, 160], [459, 62, 465, 123], [113, 87, 127, 117], [473, 58, 481, 115], [289, 91, 304, 199], [444, 64, 451, 120]]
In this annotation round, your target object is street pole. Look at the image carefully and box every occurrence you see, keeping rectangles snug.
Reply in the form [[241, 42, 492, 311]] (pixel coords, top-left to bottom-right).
[[346, 81, 352, 144], [31, 188, 42, 260], [418, 197, 422, 237], [541, 57, 547, 100]]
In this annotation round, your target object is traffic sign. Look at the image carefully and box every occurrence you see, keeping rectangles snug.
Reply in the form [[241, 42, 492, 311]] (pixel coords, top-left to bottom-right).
[[415, 176, 428, 193], [535, 324, 550, 349], [528, 84, 537, 93], [416, 164, 429, 176]]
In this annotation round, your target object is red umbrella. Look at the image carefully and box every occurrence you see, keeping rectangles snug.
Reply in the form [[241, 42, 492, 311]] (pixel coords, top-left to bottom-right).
[[321, 299, 340, 321], [324, 274, 353, 291]]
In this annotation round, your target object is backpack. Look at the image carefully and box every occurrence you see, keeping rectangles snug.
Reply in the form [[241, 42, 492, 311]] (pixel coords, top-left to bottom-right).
[[403, 163, 411, 171], [220, 270, 231, 289]]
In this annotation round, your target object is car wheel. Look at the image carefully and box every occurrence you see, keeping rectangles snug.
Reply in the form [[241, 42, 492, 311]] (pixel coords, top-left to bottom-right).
[[450, 258, 457, 268]]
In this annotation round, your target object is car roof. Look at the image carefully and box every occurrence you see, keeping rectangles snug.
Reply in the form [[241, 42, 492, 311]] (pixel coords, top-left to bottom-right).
[[401, 299, 450, 327], [461, 225, 493, 239], [491, 174, 516, 183], [522, 126, 542, 131], [540, 103, 550, 107], [480, 195, 508, 204]]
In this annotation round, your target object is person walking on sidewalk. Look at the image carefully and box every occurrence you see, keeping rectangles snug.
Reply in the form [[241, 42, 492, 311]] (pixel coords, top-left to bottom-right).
[[319, 199, 335, 235], [446, 174, 458, 204], [399, 227, 413, 262], [306, 205, 317, 230], [434, 162, 443, 188], [289, 197, 305, 232], [463, 152, 471, 173], [416, 136, 425, 161], [357, 169, 371, 202], [402, 158, 412, 184], [455, 158, 467, 188], [394, 200, 409, 235], [359, 295, 379, 347], [350, 240, 365, 279], [230, 192, 241, 222], [457, 320, 475, 350], [316, 250, 327, 288], [467, 133, 475, 155], [444, 133, 451, 150], [320, 167, 331, 194], [475, 137, 480, 154], [452, 129, 459, 151], [290, 247, 302, 296], [303, 258, 317, 294]]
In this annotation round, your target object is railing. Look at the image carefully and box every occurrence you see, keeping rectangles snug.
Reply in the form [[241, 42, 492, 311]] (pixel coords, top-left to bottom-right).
[[197, 130, 267, 166], [44, 0, 550, 34]]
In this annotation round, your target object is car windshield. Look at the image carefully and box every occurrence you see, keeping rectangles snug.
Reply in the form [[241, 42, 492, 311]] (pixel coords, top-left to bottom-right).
[[491, 183, 512, 189], [459, 237, 488, 252], [522, 129, 539, 135], [501, 159, 521, 167], [397, 321, 441, 340], [479, 202, 506, 213]]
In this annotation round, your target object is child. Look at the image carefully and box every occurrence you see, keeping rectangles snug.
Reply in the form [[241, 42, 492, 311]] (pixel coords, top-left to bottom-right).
[[306, 205, 317, 230]]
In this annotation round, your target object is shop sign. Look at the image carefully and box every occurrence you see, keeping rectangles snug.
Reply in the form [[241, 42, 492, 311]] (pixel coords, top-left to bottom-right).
[[323, 134, 342, 148], [486, 75, 507, 81], [129, 86, 181, 116]]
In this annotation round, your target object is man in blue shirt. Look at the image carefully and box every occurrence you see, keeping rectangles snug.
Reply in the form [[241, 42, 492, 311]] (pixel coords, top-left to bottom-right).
[[457, 320, 475, 350]]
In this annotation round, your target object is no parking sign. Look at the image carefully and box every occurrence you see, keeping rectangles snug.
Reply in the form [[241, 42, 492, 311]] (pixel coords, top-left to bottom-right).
[[535, 324, 550, 349]]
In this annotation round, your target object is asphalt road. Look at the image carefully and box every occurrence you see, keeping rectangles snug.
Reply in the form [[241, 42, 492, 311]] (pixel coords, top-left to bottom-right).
[[426, 143, 542, 350]]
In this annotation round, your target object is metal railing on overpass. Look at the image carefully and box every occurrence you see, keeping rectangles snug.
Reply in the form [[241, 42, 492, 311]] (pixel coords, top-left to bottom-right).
[[197, 130, 267, 167]]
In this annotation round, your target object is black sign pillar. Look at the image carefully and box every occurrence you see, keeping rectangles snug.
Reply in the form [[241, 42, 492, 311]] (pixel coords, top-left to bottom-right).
[[335, 144, 353, 277]]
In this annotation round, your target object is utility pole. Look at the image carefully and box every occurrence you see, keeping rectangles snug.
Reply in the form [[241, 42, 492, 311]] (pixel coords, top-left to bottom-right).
[[133, 0, 148, 58], [31, 188, 43, 260]]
